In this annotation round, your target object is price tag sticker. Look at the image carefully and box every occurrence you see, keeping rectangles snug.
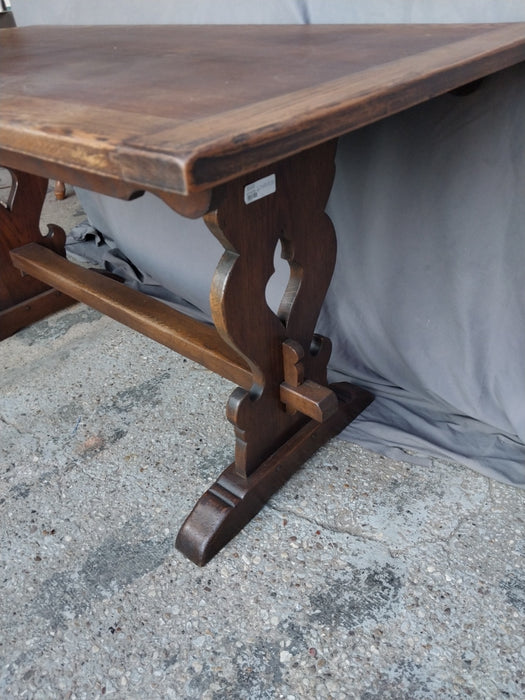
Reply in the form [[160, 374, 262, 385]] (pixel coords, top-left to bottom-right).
[[244, 174, 276, 204]]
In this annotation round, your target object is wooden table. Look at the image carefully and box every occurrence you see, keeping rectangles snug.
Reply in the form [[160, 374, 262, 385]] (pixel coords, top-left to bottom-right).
[[1, 24, 524, 565]]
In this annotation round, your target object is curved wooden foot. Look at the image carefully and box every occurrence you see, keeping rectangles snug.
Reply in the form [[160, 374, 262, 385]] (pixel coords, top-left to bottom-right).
[[176, 382, 372, 565]]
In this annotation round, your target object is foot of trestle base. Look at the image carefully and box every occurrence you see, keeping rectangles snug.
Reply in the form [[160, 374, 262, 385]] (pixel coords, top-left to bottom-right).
[[175, 382, 373, 566]]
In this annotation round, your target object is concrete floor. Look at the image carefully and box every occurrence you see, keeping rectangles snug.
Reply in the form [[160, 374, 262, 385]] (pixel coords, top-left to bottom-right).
[[0, 184, 524, 699]]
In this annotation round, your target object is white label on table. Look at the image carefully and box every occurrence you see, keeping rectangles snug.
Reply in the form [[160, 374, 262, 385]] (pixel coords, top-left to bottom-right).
[[244, 174, 276, 204]]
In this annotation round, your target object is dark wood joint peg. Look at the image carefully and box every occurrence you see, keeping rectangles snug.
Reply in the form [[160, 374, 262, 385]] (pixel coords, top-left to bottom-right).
[[280, 380, 339, 422], [281, 338, 338, 421], [282, 338, 305, 387]]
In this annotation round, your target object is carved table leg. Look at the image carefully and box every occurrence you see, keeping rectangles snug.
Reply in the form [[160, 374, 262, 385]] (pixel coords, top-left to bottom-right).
[[0, 168, 74, 339], [176, 141, 373, 565]]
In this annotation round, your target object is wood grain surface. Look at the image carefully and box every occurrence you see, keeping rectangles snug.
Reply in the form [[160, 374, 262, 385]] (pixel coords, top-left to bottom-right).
[[1, 24, 525, 195]]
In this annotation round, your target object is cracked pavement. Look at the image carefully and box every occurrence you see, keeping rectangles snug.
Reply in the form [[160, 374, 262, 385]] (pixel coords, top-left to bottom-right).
[[0, 187, 524, 699]]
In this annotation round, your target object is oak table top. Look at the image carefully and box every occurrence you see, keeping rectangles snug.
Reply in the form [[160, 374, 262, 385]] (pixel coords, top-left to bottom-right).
[[1, 23, 525, 196]]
